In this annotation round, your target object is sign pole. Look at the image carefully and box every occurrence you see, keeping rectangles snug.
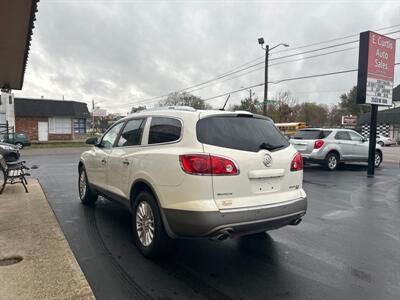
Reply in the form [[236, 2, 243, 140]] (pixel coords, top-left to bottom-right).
[[356, 31, 396, 177], [367, 104, 378, 176]]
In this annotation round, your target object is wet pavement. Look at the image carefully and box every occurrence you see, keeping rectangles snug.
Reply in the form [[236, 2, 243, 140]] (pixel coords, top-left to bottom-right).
[[24, 150, 400, 300]]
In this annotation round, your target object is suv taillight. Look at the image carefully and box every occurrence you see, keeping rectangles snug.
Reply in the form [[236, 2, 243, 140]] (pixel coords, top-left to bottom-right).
[[180, 154, 238, 175], [291, 152, 303, 171], [314, 139, 324, 149]]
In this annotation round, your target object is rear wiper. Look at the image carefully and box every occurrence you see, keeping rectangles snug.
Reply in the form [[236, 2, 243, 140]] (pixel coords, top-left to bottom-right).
[[259, 142, 285, 151]]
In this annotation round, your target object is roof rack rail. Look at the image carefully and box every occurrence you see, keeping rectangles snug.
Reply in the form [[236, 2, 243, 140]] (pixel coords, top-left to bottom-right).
[[142, 106, 197, 112]]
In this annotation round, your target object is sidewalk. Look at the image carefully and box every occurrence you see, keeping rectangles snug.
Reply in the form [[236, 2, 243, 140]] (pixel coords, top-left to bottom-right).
[[0, 179, 95, 299]]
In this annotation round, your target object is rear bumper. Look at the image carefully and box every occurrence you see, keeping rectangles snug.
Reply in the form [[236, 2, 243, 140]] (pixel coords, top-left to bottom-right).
[[163, 197, 307, 238]]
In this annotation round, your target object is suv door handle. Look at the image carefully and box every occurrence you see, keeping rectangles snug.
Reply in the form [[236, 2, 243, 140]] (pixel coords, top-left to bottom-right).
[[101, 158, 107, 164], [123, 160, 130, 166]]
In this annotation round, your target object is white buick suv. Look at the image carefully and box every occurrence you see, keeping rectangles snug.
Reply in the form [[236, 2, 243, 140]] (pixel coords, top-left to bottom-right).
[[78, 107, 307, 257]]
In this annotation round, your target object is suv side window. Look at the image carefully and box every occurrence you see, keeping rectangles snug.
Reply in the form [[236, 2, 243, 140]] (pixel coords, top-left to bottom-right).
[[335, 131, 351, 140], [349, 132, 363, 142], [148, 117, 181, 144], [100, 122, 124, 149], [117, 118, 145, 147]]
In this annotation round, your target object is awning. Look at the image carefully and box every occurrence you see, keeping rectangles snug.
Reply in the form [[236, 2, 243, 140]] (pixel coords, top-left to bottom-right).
[[0, 0, 39, 90]]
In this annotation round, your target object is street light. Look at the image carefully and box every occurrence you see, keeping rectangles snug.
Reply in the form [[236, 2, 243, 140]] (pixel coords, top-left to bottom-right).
[[258, 38, 289, 116]]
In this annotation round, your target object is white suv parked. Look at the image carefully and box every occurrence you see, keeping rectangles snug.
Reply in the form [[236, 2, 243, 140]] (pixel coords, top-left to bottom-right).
[[79, 107, 307, 257]]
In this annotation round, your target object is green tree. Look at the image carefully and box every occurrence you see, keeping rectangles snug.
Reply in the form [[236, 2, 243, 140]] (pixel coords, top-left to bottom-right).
[[159, 92, 211, 109], [294, 102, 329, 127], [327, 104, 343, 127], [231, 97, 262, 114], [339, 86, 370, 116]]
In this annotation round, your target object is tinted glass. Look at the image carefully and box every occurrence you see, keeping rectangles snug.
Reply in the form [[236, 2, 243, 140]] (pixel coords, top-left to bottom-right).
[[196, 116, 289, 152], [148, 117, 181, 144], [117, 119, 145, 147], [101, 122, 124, 148], [335, 131, 351, 140], [292, 130, 330, 140]]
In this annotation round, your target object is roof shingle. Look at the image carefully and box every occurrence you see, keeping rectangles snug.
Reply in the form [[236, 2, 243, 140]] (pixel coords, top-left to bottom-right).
[[15, 98, 90, 118]]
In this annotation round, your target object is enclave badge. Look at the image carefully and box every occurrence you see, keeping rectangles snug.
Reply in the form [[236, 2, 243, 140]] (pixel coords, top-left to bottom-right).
[[263, 154, 272, 167]]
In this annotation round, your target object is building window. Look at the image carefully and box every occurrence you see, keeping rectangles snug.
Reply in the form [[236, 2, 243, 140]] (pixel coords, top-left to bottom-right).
[[9, 96, 12, 104], [49, 117, 71, 134], [73, 119, 86, 134]]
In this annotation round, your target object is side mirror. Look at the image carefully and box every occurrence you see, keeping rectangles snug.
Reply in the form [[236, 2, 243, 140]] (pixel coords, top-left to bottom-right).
[[86, 136, 98, 145], [362, 138, 368, 143]]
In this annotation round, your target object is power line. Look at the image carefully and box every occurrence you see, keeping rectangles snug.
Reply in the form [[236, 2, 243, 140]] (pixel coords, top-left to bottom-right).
[[270, 29, 400, 61], [184, 46, 359, 94], [273, 23, 400, 54], [202, 62, 400, 102], [204, 24, 400, 77], [130, 30, 400, 106]]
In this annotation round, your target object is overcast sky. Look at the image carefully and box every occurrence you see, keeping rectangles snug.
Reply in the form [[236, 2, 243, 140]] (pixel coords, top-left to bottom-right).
[[15, 0, 400, 114]]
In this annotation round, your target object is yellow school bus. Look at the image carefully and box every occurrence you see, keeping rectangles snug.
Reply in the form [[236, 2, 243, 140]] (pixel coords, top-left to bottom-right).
[[275, 122, 308, 136]]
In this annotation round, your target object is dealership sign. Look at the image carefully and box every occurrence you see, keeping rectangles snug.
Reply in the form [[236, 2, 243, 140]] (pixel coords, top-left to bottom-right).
[[92, 108, 107, 117], [357, 31, 396, 106], [341, 115, 357, 126]]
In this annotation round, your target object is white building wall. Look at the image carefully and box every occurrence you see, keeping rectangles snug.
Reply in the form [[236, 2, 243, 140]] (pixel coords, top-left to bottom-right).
[[0, 92, 16, 129]]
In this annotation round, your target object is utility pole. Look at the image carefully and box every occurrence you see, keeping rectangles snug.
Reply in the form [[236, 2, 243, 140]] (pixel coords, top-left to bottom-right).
[[249, 89, 252, 101], [258, 39, 289, 116], [263, 45, 269, 116]]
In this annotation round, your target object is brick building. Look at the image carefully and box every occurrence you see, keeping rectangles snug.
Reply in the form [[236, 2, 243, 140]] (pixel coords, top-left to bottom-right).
[[15, 98, 90, 141]]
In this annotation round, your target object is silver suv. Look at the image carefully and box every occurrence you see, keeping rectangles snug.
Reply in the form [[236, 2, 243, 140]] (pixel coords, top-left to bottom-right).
[[290, 128, 383, 171]]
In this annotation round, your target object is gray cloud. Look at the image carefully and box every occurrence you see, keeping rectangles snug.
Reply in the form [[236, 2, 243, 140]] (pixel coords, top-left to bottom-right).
[[15, 0, 400, 113]]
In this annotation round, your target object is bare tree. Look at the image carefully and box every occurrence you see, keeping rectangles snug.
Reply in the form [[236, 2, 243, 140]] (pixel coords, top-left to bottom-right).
[[158, 92, 212, 109]]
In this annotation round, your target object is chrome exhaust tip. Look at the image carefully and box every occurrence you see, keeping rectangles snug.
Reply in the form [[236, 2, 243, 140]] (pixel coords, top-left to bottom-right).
[[290, 218, 302, 226], [211, 229, 233, 241]]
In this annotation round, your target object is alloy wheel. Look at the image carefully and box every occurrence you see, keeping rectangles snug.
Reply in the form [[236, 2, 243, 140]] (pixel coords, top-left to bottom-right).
[[328, 155, 337, 170], [374, 153, 381, 167], [136, 201, 155, 247], [79, 171, 87, 199]]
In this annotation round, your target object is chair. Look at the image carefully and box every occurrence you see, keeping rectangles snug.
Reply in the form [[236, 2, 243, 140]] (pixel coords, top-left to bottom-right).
[[0, 155, 30, 194]]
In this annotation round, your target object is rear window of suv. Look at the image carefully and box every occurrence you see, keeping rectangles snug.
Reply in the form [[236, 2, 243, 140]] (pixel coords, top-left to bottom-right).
[[196, 115, 289, 152], [292, 130, 332, 140]]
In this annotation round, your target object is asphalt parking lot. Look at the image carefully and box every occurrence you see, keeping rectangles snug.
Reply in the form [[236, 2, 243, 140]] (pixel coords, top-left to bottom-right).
[[23, 147, 400, 300]]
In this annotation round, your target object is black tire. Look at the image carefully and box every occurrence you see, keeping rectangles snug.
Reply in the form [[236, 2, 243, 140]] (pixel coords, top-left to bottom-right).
[[78, 166, 98, 205], [325, 152, 339, 171], [15, 142, 24, 149], [378, 141, 384, 147], [374, 151, 382, 168], [132, 191, 173, 258]]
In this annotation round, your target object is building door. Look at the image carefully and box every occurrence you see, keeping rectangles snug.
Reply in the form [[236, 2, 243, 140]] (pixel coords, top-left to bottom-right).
[[38, 122, 48, 141]]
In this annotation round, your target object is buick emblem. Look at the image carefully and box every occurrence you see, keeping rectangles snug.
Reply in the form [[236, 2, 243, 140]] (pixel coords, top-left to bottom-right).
[[263, 154, 272, 167]]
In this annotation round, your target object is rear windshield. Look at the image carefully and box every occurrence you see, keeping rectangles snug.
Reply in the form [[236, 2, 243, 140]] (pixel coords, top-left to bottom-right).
[[292, 130, 332, 140], [196, 115, 289, 152]]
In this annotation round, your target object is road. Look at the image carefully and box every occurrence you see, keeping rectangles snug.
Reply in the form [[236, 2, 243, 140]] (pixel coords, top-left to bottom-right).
[[382, 145, 400, 163], [23, 148, 400, 300]]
